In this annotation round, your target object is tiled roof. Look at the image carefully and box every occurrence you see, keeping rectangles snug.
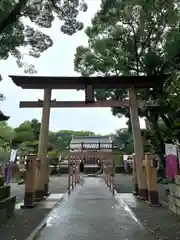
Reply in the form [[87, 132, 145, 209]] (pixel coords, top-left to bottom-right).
[[71, 136, 112, 143], [70, 135, 113, 149], [0, 111, 9, 121]]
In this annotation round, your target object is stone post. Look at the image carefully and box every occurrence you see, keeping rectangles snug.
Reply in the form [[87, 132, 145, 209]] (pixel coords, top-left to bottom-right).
[[132, 154, 138, 195], [145, 153, 159, 205], [76, 161, 80, 183], [112, 156, 115, 195], [129, 87, 148, 200], [44, 156, 50, 196], [35, 89, 51, 201], [21, 154, 37, 208], [68, 156, 71, 194]]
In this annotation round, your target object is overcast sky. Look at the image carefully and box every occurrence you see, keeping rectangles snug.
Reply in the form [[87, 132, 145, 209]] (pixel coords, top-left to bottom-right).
[[0, 0, 145, 135]]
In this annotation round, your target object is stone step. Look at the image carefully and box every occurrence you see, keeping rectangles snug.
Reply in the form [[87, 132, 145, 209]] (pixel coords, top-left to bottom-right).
[[0, 196, 16, 225], [0, 185, 11, 201]]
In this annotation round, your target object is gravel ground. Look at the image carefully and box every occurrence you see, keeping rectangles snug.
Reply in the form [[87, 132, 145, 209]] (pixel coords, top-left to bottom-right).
[[0, 175, 69, 240], [114, 174, 180, 240]]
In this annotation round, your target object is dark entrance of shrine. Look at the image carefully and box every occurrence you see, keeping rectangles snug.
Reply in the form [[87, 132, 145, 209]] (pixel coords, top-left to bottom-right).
[[80, 160, 84, 172]]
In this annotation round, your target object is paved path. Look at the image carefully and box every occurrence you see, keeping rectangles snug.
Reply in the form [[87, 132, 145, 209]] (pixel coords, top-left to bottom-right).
[[11, 176, 68, 203], [114, 174, 180, 240], [35, 177, 154, 240], [0, 176, 69, 240]]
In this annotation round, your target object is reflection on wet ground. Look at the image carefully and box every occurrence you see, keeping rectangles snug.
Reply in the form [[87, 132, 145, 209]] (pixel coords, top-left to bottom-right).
[[35, 178, 155, 240], [118, 193, 139, 208], [16, 194, 64, 210]]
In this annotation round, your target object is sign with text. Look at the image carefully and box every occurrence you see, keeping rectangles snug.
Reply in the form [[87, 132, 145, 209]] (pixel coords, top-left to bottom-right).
[[165, 144, 177, 180]]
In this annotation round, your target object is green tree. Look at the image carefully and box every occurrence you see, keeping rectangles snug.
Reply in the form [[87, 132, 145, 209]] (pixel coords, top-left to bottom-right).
[[74, 0, 180, 172], [0, 0, 88, 74], [13, 121, 35, 144], [115, 128, 133, 154], [55, 130, 96, 148], [0, 121, 14, 143], [0, 118, 105, 164], [0, 121, 13, 165], [29, 118, 40, 140]]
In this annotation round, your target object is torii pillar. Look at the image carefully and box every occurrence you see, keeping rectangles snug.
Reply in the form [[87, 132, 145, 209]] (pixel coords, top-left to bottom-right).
[[35, 88, 51, 200], [129, 87, 148, 200]]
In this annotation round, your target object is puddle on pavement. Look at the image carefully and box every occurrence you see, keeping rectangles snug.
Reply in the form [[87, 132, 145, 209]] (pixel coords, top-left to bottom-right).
[[118, 193, 138, 208]]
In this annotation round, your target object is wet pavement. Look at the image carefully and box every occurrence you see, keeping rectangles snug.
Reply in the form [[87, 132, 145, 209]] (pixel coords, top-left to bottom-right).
[[114, 175, 180, 240], [0, 176, 69, 240], [15, 193, 64, 209], [35, 177, 154, 240]]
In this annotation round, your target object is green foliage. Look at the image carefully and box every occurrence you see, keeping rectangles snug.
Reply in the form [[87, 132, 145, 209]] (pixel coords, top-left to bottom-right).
[[74, 0, 180, 173], [0, 0, 88, 74], [0, 0, 89, 108], [0, 121, 14, 143], [115, 128, 133, 154], [0, 118, 98, 162], [48, 150, 59, 159]]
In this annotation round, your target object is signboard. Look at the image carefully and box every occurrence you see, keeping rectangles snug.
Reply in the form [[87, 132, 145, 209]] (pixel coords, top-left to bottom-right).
[[165, 144, 178, 180]]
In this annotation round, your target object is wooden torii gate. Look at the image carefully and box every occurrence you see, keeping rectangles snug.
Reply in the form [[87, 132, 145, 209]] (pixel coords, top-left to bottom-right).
[[9, 74, 168, 202]]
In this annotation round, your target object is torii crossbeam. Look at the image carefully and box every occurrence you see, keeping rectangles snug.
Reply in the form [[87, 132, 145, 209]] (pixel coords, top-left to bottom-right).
[[19, 100, 159, 108]]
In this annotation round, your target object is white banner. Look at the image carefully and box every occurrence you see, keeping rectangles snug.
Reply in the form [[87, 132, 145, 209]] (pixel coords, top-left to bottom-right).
[[165, 144, 177, 157], [10, 149, 17, 162]]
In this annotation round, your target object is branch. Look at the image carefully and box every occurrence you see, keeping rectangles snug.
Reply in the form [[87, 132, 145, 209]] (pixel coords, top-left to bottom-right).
[[128, 21, 140, 75], [0, 0, 29, 34], [138, 23, 154, 58], [50, 0, 65, 16]]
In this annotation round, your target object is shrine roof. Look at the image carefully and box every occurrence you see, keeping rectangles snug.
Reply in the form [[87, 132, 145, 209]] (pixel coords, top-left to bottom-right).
[[9, 74, 169, 89], [71, 135, 112, 143], [70, 135, 113, 149], [0, 111, 9, 121]]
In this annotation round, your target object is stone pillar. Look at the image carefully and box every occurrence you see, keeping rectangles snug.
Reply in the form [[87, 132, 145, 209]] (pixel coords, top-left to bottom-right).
[[71, 163, 74, 189], [129, 87, 148, 200], [21, 154, 37, 208], [132, 154, 138, 195], [112, 157, 115, 195], [142, 154, 148, 200], [68, 156, 71, 194], [35, 89, 51, 201], [44, 156, 50, 196], [76, 161, 80, 183], [145, 153, 159, 205]]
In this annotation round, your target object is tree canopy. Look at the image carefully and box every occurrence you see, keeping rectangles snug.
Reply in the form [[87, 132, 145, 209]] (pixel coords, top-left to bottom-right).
[[0, 0, 88, 117], [0, 0, 87, 74], [73, 0, 180, 173]]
